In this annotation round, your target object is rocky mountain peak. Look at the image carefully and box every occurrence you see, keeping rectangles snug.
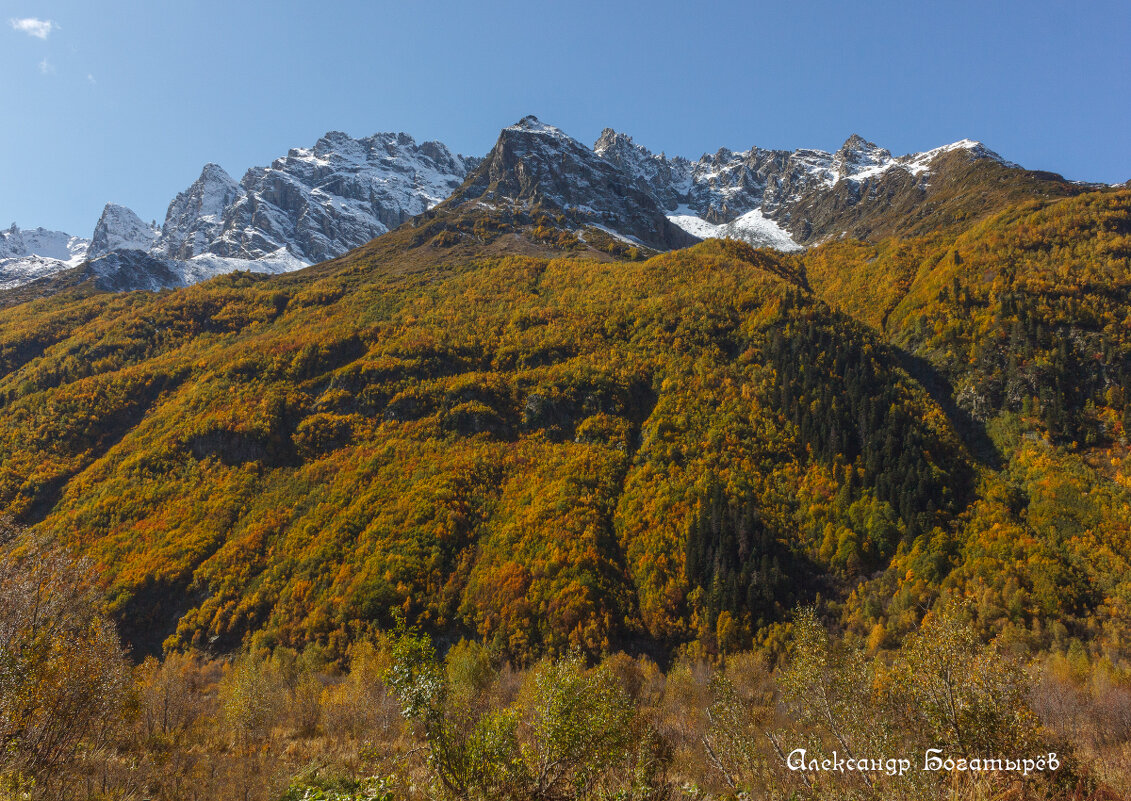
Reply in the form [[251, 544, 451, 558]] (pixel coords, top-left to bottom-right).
[[594, 129, 692, 212], [0, 118, 1047, 296], [0, 223, 92, 289], [189, 130, 478, 264], [594, 127, 636, 154], [593, 128, 649, 165], [602, 131, 1037, 249], [89, 203, 159, 258], [0, 224, 25, 259], [0, 223, 89, 261], [312, 130, 365, 159], [832, 135, 893, 181], [447, 117, 698, 251], [157, 163, 241, 259], [505, 115, 567, 137], [199, 162, 233, 182], [839, 133, 872, 151]]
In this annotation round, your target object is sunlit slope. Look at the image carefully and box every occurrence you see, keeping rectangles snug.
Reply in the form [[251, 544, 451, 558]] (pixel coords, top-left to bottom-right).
[[797, 189, 1131, 658], [2, 190, 1127, 662], [802, 189, 1131, 445], [0, 233, 971, 659]]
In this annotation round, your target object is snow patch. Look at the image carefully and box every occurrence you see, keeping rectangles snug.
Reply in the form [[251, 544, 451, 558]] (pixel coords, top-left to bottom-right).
[[177, 247, 310, 284], [719, 208, 802, 252], [667, 207, 801, 252], [667, 213, 722, 240], [585, 223, 646, 247]]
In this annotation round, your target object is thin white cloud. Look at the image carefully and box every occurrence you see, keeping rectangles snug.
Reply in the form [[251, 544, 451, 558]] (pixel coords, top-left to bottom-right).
[[10, 17, 55, 39], [38, 57, 54, 75], [87, 73, 96, 85]]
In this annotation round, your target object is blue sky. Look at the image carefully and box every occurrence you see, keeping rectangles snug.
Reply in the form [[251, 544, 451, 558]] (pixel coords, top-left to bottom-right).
[[2, 0, 1128, 235]]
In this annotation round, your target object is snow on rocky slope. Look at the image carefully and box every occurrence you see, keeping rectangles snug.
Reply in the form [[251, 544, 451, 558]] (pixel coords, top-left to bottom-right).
[[3, 130, 479, 292], [442, 116, 697, 251], [3, 120, 1025, 293], [595, 129, 1015, 249], [198, 131, 478, 264], [89, 203, 160, 257], [0, 224, 90, 290]]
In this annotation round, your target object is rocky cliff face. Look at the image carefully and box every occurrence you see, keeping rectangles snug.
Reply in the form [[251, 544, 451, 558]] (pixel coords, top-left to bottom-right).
[[594, 129, 1028, 248], [156, 163, 242, 260], [89, 203, 160, 257], [201, 131, 478, 263], [444, 116, 698, 251], [591, 128, 694, 212], [3, 130, 480, 293], [0, 223, 90, 290], [2, 117, 1079, 295]]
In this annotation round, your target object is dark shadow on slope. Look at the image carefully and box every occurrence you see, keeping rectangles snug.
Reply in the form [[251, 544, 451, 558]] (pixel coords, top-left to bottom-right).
[[113, 575, 208, 660], [893, 347, 1004, 470], [20, 372, 189, 525]]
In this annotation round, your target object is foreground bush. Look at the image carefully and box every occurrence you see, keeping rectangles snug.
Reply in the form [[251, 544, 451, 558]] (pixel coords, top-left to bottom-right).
[[0, 525, 132, 797], [385, 623, 666, 800], [2, 587, 1126, 800]]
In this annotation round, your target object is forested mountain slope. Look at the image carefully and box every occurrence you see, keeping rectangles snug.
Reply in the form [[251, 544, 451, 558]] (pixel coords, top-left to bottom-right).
[[0, 188, 1127, 667]]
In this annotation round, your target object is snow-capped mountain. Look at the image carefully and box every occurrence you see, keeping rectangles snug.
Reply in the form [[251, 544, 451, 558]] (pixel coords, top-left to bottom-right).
[[155, 163, 241, 261], [442, 116, 697, 251], [594, 129, 1017, 249], [136, 130, 479, 285], [1, 117, 1048, 295], [0, 224, 90, 290], [89, 204, 160, 257], [2, 130, 480, 293], [194, 131, 478, 264]]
